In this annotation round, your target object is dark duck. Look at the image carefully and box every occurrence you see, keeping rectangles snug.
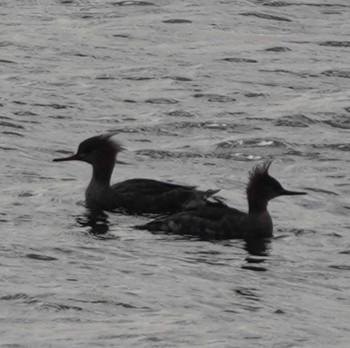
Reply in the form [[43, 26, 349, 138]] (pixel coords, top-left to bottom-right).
[[136, 161, 306, 239], [53, 133, 218, 214]]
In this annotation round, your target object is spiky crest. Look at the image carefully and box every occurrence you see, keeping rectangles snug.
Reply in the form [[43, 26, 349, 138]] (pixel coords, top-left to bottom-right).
[[100, 133, 124, 153], [78, 133, 124, 155], [246, 160, 273, 195]]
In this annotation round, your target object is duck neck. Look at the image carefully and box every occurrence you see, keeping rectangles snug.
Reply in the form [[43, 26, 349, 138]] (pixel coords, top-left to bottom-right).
[[90, 156, 115, 187], [248, 196, 268, 214], [246, 195, 272, 238]]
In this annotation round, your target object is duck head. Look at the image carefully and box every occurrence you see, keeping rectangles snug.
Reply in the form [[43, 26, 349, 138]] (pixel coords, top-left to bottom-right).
[[53, 133, 123, 166], [247, 160, 306, 211]]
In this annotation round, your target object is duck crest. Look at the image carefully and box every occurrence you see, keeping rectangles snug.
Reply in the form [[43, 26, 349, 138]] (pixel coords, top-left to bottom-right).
[[78, 133, 124, 156], [101, 133, 124, 152], [246, 160, 272, 195]]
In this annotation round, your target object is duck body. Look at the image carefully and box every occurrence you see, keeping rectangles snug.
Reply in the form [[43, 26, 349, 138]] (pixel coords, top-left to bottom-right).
[[136, 201, 272, 239], [54, 133, 218, 214], [86, 177, 217, 214]]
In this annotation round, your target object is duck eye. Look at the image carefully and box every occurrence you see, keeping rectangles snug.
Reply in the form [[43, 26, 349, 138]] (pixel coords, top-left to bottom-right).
[[84, 147, 93, 154], [266, 177, 280, 190], [272, 181, 283, 192], [78, 144, 93, 155]]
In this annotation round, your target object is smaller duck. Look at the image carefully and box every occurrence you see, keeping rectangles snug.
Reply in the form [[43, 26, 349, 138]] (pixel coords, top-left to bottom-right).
[[53, 133, 218, 214], [136, 161, 306, 239]]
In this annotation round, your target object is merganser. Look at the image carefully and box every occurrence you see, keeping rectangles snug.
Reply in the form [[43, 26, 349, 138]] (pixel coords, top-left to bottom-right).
[[53, 133, 219, 214], [136, 161, 306, 239]]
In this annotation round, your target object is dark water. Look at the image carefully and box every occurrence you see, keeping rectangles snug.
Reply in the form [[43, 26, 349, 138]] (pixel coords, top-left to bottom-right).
[[1, 1, 350, 347]]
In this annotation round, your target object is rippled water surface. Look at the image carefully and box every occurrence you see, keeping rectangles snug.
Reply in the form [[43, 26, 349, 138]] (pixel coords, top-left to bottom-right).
[[1, 1, 350, 347]]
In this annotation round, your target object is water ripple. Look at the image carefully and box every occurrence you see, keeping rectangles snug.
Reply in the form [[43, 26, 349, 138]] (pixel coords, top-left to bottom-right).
[[240, 12, 292, 22]]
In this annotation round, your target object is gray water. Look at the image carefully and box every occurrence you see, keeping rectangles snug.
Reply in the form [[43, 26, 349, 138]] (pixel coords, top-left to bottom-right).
[[1, 0, 350, 347]]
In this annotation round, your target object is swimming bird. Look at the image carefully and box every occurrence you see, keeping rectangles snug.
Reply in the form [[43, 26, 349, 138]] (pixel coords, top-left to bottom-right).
[[136, 161, 306, 239], [53, 133, 219, 214]]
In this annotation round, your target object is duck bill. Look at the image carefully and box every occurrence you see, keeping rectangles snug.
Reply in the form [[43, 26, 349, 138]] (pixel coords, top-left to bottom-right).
[[280, 189, 306, 196], [53, 153, 81, 162]]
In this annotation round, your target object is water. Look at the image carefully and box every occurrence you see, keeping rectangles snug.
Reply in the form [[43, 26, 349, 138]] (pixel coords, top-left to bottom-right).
[[1, 0, 349, 347]]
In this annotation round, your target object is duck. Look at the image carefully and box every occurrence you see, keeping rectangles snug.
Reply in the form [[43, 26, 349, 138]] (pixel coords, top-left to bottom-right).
[[53, 133, 219, 214], [136, 161, 306, 239]]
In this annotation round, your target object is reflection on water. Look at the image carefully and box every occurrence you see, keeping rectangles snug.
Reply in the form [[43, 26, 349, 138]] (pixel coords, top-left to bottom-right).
[[244, 237, 271, 257], [76, 210, 110, 237]]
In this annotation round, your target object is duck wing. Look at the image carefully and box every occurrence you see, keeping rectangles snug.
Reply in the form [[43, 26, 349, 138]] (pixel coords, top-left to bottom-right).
[[111, 178, 195, 195]]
